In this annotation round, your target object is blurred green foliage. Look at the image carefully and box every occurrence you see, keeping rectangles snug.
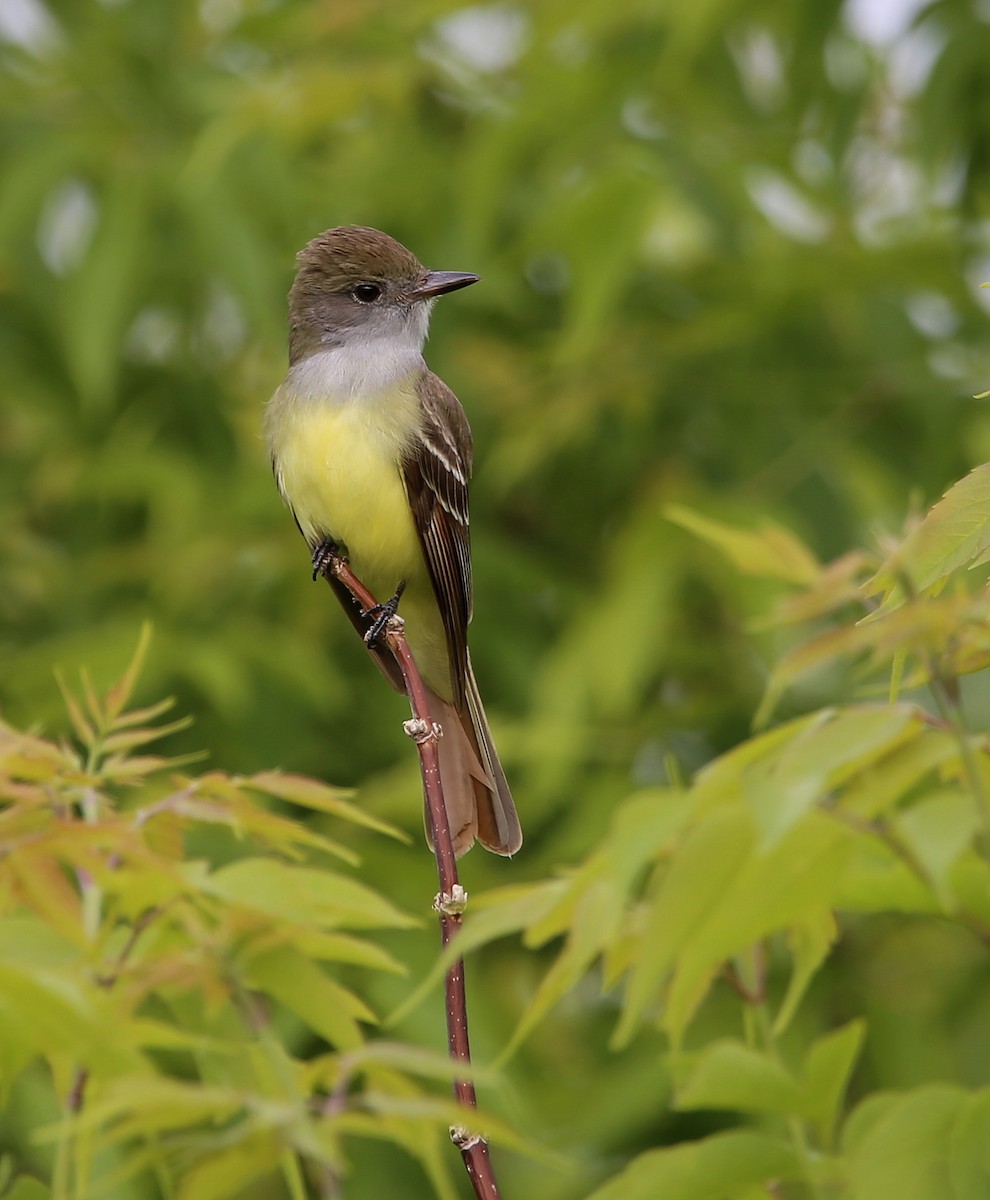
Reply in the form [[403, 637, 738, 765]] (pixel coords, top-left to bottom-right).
[[4, 0, 990, 1197]]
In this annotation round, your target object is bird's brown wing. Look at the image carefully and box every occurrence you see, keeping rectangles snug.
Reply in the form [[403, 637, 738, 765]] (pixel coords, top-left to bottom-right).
[[402, 371, 473, 709]]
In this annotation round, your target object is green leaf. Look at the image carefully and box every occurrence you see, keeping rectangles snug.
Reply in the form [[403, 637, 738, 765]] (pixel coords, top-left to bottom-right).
[[5, 1180, 52, 1200], [503, 878, 626, 1058], [691, 711, 825, 810], [948, 1089, 990, 1199], [837, 836, 941, 915], [673, 1040, 803, 1115], [201, 858, 416, 931], [241, 944, 373, 1050], [800, 1019, 866, 1146], [334, 1040, 494, 1088], [843, 1085, 970, 1200], [869, 462, 990, 607], [176, 1135, 282, 1200], [614, 806, 753, 1048], [894, 789, 978, 905], [773, 912, 839, 1035], [743, 705, 919, 846], [838, 728, 960, 820], [663, 813, 852, 1044], [584, 1130, 802, 1200], [289, 929, 407, 975], [50, 1078, 247, 1143]]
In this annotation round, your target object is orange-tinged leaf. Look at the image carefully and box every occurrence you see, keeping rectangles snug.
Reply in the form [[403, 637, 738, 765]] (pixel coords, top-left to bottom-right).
[[666, 504, 821, 584], [101, 754, 197, 782], [105, 622, 154, 723], [99, 716, 194, 756], [7, 849, 85, 945], [766, 550, 875, 627], [80, 668, 106, 732], [141, 808, 186, 861], [53, 671, 97, 748], [756, 592, 979, 723], [247, 771, 404, 839], [110, 696, 177, 731]]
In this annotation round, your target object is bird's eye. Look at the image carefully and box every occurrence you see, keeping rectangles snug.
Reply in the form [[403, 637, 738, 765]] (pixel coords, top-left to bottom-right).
[[353, 283, 382, 303]]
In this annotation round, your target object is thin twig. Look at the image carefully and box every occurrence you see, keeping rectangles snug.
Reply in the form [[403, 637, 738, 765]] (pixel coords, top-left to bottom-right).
[[324, 556, 502, 1200]]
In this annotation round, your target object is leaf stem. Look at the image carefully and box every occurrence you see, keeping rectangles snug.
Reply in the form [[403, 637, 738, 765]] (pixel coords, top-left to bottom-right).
[[742, 952, 826, 1200]]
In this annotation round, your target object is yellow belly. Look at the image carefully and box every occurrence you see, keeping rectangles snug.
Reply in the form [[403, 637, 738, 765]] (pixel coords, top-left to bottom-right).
[[277, 403, 421, 582], [268, 382, 453, 698]]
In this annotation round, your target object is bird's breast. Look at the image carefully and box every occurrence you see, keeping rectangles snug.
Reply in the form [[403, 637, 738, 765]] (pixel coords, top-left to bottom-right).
[[266, 372, 425, 590]]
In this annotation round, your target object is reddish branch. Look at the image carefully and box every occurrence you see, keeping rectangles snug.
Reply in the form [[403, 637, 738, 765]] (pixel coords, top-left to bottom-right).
[[325, 557, 502, 1200]]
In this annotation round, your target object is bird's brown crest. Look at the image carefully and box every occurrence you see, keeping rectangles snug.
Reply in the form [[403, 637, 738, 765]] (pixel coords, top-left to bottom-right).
[[294, 226, 423, 294]]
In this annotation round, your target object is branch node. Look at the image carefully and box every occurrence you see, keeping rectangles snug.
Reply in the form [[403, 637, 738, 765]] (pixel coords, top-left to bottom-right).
[[435, 884, 469, 916], [403, 718, 442, 745], [450, 1124, 484, 1150]]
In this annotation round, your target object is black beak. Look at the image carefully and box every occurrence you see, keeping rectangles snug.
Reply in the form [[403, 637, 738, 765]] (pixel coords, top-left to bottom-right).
[[405, 270, 480, 300]]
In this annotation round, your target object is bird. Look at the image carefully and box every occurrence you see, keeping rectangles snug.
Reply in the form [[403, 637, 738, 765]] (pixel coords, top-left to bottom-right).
[[264, 226, 522, 858]]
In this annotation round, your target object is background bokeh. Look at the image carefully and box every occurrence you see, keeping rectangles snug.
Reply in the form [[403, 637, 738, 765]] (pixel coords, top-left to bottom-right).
[[3, 0, 990, 1195]]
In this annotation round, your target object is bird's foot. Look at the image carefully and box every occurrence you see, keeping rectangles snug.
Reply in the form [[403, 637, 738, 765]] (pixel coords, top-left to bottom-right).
[[311, 538, 344, 581], [362, 581, 406, 646]]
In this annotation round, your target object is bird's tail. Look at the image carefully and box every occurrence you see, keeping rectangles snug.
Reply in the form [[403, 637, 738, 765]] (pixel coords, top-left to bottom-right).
[[425, 655, 522, 858]]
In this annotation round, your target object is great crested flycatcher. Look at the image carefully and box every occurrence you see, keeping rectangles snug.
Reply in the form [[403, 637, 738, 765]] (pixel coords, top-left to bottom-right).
[[264, 226, 522, 858]]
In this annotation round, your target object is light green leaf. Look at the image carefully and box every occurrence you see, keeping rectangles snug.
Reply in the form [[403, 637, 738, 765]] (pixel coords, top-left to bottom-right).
[[691, 711, 826, 810], [201, 858, 416, 931], [839, 728, 960, 819], [664, 813, 852, 1044], [837, 838, 941, 915], [40, 1078, 247, 1143], [948, 1089, 990, 1199], [503, 878, 625, 1058], [176, 1135, 282, 1200], [674, 1040, 802, 1115], [868, 462, 990, 606], [800, 1019, 866, 1146], [289, 929, 407, 975], [774, 911, 839, 1035], [242, 944, 375, 1050], [744, 705, 919, 846], [843, 1085, 970, 1200], [894, 789, 978, 905], [584, 1130, 802, 1200], [5, 1180, 52, 1200], [614, 806, 753, 1048]]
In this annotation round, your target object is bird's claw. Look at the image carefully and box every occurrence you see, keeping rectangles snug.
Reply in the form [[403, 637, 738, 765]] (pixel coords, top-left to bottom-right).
[[362, 581, 406, 645], [311, 538, 343, 581]]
